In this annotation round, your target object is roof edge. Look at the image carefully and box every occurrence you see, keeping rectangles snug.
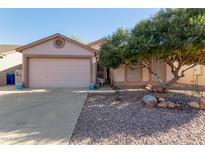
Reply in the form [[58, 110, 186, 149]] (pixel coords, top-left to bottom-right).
[[87, 38, 106, 47], [16, 33, 98, 54]]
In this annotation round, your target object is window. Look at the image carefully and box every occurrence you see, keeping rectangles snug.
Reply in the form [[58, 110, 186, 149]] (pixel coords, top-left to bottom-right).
[[152, 61, 164, 81], [53, 38, 65, 48], [127, 65, 140, 81]]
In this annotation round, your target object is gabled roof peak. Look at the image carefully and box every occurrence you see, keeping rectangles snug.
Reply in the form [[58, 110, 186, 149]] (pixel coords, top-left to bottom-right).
[[16, 33, 97, 54]]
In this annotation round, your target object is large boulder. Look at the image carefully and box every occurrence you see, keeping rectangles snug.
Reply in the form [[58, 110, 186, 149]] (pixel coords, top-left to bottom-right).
[[157, 101, 176, 109], [188, 101, 200, 109], [158, 97, 166, 102], [200, 98, 205, 109], [167, 101, 176, 108], [157, 102, 168, 108], [141, 95, 157, 108]]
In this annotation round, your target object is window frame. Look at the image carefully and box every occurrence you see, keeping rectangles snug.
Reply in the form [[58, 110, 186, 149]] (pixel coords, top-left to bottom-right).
[[126, 65, 141, 81], [151, 61, 165, 81]]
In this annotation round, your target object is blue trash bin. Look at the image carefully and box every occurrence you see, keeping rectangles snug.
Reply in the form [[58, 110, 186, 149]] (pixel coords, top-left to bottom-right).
[[6, 73, 15, 85]]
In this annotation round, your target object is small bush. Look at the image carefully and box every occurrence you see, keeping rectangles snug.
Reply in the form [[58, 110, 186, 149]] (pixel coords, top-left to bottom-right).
[[113, 86, 122, 101]]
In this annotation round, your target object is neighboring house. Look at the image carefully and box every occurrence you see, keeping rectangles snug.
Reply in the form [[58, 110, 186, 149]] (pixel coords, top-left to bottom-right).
[[88, 38, 205, 87], [0, 45, 22, 86], [16, 33, 97, 88]]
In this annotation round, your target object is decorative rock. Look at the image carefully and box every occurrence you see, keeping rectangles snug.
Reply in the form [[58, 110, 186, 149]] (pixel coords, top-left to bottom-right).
[[167, 101, 176, 108], [188, 101, 200, 109], [200, 98, 205, 109], [175, 103, 181, 108], [158, 98, 166, 102], [141, 95, 157, 108], [157, 102, 167, 108], [145, 84, 153, 92]]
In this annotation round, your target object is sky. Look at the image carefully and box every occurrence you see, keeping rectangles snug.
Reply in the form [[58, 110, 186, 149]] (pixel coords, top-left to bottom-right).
[[0, 8, 159, 45]]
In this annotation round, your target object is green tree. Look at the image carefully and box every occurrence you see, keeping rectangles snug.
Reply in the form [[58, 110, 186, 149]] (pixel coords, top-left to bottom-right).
[[99, 28, 129, 68], [99, 9, 205, 91]]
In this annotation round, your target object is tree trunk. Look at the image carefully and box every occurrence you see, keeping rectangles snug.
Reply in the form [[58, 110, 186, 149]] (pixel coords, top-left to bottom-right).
[[164, 76, 182, 88], [149, 74, 182, 93], [142, 63, 168, 90]]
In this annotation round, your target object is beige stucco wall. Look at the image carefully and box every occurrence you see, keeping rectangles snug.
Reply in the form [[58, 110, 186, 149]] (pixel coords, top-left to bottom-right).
[[23, 39, 95, 56], [111, 63, 205, 86], [111, 65, 151, 82], [111, 63, 170, 87], [0, 51, 22, 71], [113, 65, 125, 82], [177, 64, 205, 85], [166, 62, 205, 86], [92, 57, 97, 83], [166, 64, 174, 81], [197, 66, 205, 85], [142, 67, 149, 81]]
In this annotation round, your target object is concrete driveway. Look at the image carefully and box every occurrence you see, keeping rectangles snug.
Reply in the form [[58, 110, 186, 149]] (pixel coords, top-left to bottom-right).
[[0, 86, 87, 144]]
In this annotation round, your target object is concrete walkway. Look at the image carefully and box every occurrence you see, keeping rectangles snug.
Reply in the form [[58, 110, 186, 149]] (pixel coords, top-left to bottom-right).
[[0, 87, 87, 144]]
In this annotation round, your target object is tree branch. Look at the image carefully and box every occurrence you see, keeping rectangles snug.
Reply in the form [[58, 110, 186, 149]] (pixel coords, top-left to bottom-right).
[[181, 64, 197, 75]]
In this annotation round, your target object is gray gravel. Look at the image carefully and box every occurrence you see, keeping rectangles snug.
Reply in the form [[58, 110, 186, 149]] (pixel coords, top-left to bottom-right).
[[69, 90, 205, 144]]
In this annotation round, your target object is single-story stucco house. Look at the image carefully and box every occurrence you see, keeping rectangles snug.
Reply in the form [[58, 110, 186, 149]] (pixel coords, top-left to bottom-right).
[[1, 33, 205, 88], [0, 45, 22, 86]]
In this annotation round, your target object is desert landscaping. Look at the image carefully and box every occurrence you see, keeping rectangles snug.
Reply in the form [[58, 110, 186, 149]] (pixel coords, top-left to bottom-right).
[[70, 85, 205, 144]]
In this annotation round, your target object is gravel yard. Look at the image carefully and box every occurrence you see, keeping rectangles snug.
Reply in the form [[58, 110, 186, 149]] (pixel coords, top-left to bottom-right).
[[69, 89, 205, 144]]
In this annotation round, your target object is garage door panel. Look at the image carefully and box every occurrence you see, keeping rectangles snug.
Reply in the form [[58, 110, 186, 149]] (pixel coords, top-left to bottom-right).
[[30, 73, 90, 81], [29, 58, 90, 88], [29, 60, 89, 71], [30, 64, 89, 70]]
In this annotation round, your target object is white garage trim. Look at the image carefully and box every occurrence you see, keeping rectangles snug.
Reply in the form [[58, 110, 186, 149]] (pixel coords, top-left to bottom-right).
[[23, 55, 94, 87]]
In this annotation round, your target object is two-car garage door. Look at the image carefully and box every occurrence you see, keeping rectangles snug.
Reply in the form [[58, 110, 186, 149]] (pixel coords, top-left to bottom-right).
[[29, 58, 90, 88]]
